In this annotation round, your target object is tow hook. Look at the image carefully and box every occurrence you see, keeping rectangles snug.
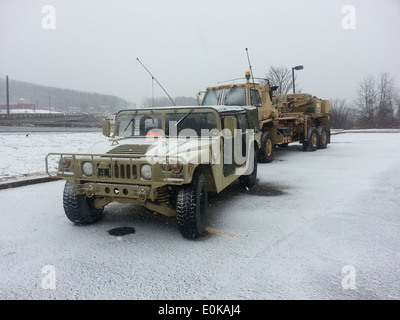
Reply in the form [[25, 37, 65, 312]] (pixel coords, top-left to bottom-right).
[[138, 189, 147, 202], [86, 185, 95, 198]]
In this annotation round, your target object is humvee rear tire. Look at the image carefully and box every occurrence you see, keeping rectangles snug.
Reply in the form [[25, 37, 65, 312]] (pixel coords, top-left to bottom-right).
[[239, 147, 257, 189], [317, 126, 329, 149], [63, 181, 104, 225], [258, 132, 274, 163], [303, 127, 318, 152], [176, 171, 208, 239]]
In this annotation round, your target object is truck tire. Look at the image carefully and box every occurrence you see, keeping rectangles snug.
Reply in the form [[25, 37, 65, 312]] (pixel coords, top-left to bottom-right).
[[176, 171, 208, 239], [258, 131, 274, 163], [239, 147, 257, 188], [63, 181, 104, 225], [303, 127, 318, 152], [317, 126, 329, 149]]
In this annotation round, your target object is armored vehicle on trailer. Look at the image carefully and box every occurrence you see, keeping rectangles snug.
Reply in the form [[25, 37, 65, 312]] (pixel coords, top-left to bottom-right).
[[200, 72, 331, 163], [46, 106, 260, 239]]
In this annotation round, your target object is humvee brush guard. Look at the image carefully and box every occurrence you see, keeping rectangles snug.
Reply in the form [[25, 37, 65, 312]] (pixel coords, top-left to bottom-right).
[[46, 106, 260, 239]]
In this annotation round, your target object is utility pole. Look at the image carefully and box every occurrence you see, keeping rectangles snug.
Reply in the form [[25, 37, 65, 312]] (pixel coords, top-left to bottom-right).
[[292, 65, 304, 94], [6, 75, 10, 119]]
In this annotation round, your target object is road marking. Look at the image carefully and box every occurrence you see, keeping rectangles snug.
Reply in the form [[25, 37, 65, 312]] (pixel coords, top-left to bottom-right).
[[205, 227, 238, 238]]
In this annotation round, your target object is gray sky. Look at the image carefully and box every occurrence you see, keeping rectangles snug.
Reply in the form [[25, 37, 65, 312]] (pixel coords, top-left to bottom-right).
[[1, 0, 400, 106]]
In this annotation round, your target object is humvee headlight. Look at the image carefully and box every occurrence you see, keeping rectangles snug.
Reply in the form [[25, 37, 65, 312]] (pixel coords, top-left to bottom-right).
[[82, 162, 93, 176], [170, 162, 182, 173], [140, 164, 152, 180]]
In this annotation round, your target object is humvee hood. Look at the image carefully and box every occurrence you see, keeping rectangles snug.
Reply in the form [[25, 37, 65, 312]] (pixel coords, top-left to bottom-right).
[[87, 137, 217, 162]]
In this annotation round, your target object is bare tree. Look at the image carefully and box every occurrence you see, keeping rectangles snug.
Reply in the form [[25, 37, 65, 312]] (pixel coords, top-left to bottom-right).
[[376, 72, 396, 128], [265, 66, 299, 94], [329, 98, 354, 129], [356, 74, 377, 128]]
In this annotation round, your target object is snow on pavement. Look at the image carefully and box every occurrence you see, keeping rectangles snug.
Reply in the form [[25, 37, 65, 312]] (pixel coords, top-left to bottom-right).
[[0, 132, 107, 182], [0, 132, 399, 299]]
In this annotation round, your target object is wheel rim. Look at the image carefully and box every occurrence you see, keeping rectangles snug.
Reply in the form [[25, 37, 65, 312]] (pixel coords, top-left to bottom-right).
[[311, 133, 317, 147], [321, 131, 327, 145], [266, 139, 272, 156]]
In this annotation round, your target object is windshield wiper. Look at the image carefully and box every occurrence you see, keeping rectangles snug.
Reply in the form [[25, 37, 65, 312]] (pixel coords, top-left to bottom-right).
[[124, 117, 134, 131], [175, 109, 194, 126]]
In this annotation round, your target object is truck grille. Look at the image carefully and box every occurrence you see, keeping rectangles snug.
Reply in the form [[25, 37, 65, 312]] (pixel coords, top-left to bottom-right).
[[96, 162, 138, 180], [113, 163, 138, 179]]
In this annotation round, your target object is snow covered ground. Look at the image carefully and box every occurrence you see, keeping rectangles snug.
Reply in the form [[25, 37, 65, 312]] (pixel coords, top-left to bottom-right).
[[0, 131, 399, 300], [0, 131, 108, 182]]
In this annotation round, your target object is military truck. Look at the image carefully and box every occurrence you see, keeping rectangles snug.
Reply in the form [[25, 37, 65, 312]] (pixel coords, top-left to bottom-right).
[[199, 72, 330, 163], [46, 106, 260, 239]]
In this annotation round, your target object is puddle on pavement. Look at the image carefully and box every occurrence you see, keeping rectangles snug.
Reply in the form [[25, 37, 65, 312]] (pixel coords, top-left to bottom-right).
[[108, 226, 136, 236], [246, 184, 285, 196]]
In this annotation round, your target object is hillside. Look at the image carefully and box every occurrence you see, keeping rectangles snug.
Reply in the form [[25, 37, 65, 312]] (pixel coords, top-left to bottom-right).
[[0, 78, 131, 114]]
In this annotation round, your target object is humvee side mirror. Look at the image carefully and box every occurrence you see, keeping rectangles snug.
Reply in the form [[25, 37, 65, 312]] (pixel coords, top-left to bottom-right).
[[102, 119, 111, 137]]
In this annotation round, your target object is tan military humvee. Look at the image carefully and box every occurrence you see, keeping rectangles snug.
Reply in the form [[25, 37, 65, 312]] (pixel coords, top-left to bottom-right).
[[46, 106, 260, 238]]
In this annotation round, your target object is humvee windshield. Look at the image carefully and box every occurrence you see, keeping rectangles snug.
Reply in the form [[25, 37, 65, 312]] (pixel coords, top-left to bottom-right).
[[166, 112, 219, 137], [201, 87, 246, 106], [118, 114, 162, 137], [117, 112, 219, 137]]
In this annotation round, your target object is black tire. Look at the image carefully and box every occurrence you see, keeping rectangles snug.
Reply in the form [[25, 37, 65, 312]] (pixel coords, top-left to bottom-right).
[[302, 127, 318, 152], [176, 171, 208, 239], [239, 147, 257, 188], [258, 131, 274, 163], [317, 126, 329, 149], [63, 181, 104, 225]]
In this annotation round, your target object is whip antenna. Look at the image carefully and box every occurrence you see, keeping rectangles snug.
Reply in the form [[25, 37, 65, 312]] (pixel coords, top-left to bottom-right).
[[136, 58, 176, 106], [245, 48, 256, 88]]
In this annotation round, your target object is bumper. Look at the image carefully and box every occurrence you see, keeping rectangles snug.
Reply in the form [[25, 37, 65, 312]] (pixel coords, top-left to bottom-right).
[[75, 182, 152, 202]]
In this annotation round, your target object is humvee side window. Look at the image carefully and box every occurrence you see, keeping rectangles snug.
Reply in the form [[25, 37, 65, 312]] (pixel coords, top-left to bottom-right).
[[250, 89, 261, 107], [117, 114, 161, 137], [224, 87, 246, 106]]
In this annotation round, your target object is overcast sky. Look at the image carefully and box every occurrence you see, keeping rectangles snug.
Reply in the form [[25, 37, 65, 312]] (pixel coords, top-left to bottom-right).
[[1, 0, 399, 106]]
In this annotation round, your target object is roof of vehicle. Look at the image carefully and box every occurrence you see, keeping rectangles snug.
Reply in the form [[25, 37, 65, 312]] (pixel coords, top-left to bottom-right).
[[116, 105, 248, 116]]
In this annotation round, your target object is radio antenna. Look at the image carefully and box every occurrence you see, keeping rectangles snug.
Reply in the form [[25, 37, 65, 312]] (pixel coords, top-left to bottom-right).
[[136, 58, 176, 106], [245, 48, 256, 88]]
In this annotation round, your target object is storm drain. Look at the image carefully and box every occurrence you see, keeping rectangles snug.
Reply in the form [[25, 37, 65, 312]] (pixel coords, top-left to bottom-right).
[[108, 226, 136, 236]]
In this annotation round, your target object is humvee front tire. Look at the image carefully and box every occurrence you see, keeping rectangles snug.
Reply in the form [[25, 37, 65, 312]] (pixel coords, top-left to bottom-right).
[[258, 131, 274, 163], [63, 181, 104, 225], [176, 171, 208, 239], [303, 127, 318, 152]]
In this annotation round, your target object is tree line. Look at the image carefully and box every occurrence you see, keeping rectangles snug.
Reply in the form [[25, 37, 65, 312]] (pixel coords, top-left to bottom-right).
[[330, 73, 400, 129]]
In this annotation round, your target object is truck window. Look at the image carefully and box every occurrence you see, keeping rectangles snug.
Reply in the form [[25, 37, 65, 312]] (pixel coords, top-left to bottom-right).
[[250, 89, 261, 107], [201, 89, 224, 106], [224, 87, 246, 106]]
